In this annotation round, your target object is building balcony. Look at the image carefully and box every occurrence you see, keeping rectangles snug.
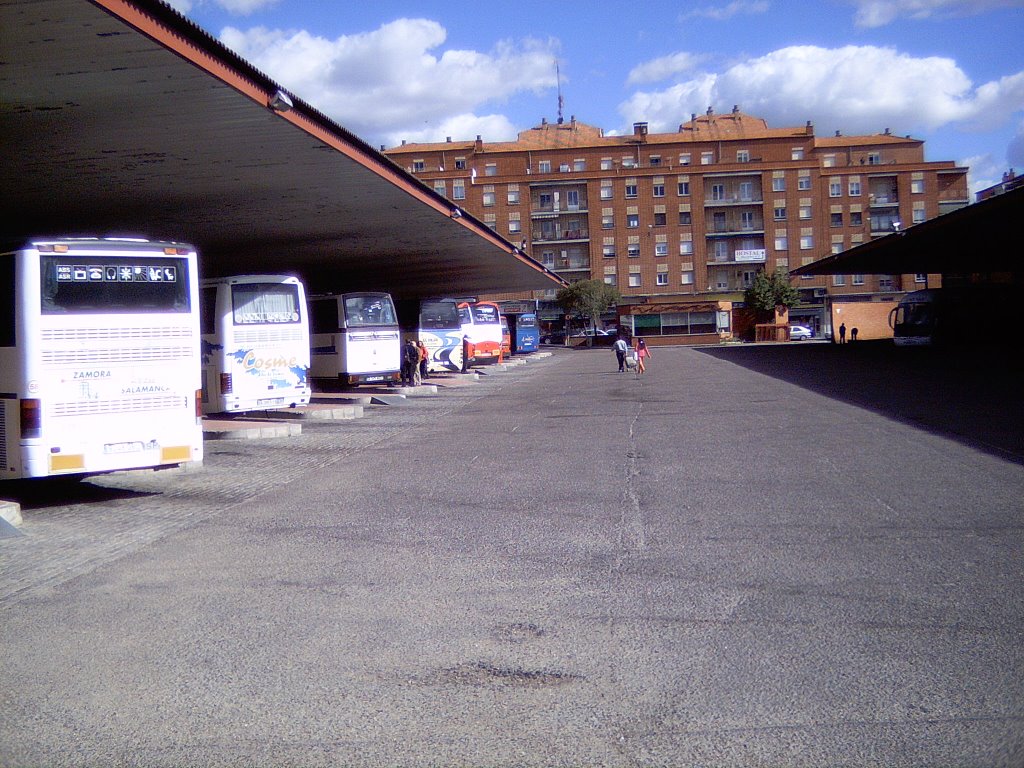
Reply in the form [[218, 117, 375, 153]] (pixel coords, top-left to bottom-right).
[[532, 228, 590, 243], [706, 248, 767, 265], [705, 223, 765, 236], [543, 261, 591, 272], [531, 205, 589, 218], [704, 195, 763, 207]]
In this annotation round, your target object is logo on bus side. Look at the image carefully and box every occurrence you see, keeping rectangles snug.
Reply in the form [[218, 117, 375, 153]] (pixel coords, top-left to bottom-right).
[[241, 350, 300, 372]]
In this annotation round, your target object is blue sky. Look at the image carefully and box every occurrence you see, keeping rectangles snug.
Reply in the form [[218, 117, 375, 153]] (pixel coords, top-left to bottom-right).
[[169, 0, 1024, 194]]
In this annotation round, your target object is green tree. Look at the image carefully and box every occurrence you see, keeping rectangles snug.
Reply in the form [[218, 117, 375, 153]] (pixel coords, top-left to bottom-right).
[[555, 279, 621, 341], [744, 268, 801, 319]]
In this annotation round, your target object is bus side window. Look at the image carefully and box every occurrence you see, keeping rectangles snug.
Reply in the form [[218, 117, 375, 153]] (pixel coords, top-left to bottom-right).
[[310, 299, 340, 334], [0, 257, 14, 346]]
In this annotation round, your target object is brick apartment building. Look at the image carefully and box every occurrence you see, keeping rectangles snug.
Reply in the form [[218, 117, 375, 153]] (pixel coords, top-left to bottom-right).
[[384, 107, 970, 344]]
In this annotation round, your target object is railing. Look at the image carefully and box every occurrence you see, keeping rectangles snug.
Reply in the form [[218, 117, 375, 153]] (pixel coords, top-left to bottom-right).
[[532, 228, 590, 242]]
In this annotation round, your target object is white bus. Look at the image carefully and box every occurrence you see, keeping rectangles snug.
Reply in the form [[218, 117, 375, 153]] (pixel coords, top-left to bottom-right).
[[0, 237, 203, 479], [308, 292, 401, 385], [457, 300, 503, 366], [200, 275, 311, 414]]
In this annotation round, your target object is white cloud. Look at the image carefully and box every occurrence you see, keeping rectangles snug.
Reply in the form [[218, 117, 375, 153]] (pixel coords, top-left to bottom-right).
[[217, 0, 279, 14], [627, 53, 703, 85], [218, 19, 558, 145], [618, 45, 1024, 140], [848, 0, 1024, 28], [680, 1, 770, 21]]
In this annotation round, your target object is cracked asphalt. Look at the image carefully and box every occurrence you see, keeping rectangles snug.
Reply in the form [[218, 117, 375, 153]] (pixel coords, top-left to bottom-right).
[[1, 344, 1022, 767]]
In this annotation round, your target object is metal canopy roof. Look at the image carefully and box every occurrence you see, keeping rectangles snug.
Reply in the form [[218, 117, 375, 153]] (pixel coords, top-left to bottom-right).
[[790, 185, 1024, 277], [0, 0, 563, 299]]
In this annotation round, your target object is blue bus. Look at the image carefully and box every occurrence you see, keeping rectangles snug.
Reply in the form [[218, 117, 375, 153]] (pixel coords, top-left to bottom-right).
[[507, 312, 539, 354]]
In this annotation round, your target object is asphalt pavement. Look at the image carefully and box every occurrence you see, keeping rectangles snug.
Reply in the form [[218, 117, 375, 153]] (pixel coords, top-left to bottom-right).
[[1, 344, 1022, 767]]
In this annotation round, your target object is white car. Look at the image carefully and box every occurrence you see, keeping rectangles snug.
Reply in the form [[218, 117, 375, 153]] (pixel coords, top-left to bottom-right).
[[789, 325, 813, 340]]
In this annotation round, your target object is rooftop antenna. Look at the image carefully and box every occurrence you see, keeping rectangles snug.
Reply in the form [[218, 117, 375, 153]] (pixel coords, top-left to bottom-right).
[[556, 61, 564, 124]]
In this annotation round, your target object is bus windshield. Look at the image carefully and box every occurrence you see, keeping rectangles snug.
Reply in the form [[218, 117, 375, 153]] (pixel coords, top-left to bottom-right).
[[471, 304, 500, 324], [420, 300, 461, 330], [40, 255, 191, 313], [343, 294, 397, 327], [231, 282, 301, 325]]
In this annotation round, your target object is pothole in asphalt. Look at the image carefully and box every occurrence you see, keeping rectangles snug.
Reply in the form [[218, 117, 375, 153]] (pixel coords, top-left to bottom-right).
[[492, 622, 546, 643], [422, 662, 582, 689]]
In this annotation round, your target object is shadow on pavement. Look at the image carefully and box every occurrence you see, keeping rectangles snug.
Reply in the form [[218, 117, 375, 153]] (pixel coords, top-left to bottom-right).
[[697, 340, 1024, 466], [0, 476, 158, 510]]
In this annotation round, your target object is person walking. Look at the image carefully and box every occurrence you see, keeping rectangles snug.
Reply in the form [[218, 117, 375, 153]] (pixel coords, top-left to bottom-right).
[[838, 322, 847, 344], [613, 335, 629, 372], [634, 337, 651, 375]]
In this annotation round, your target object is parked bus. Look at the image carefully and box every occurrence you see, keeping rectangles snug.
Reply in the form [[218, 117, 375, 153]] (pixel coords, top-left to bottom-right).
[[457, 300, 503, 365], [309, 292, 401, 385], [0, 237, 203, 479], [200, 275, 310, 414], [507, 312, 539, 354], [394, 297, 464, 373], [889, 286, 1012, 347]]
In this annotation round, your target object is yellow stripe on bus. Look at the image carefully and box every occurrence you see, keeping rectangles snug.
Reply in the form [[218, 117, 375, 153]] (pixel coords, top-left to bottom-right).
[[161, 446, 192, 463], [49, 454, 86, 472]]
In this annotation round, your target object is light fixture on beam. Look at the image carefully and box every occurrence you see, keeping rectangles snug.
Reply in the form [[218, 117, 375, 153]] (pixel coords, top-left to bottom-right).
[[268, 90, 293, 113]]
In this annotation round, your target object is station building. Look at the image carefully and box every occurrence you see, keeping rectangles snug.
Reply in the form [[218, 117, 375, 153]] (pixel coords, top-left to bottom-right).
[[385, 108, 970, 344]]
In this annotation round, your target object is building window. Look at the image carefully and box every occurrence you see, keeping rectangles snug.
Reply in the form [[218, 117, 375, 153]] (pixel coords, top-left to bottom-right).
[[628, 243, 640, 258], [655, 242, 668, 257], [653, 212, 667, 226], [622, 156, 636, 169], [603, 245, 616, 258], [539, 193, 553, 209], [775, 236, 788, 251], [852, 273, 865, 285], [566, 190, 580, 209], [626, 213, 639, 228], [700, 151, 713, 165], [867, 152, 881, 165], [412, 159, 425, 172], [714, 241, 728, 260], [830, 212, 843, 227], [601, 158, 613, 170], [600, 185, 613, 200], [677, 180, 690, 196], [799, 205, 812, 219], [508, 219, 521, 234], [653, 184, 665, 198], [849, 179, 862, 196], [679, 153, 691, 166], [680, 240, 693, 255], [541, 251, 555, 267], [679, 211, 692, 225], [798, 176, 812, 191], [772, 176, 786, 192], [831, 243, 843, 255], [911, 179, 925, 193], [482, 191, 496, 207], [740, 211, 755, 230], [915, 273, 927, 283], [774, 207, 787, 220], [455, 158, 467, 170], [711, 183, 726, 201], [628, 274, 642, 287], [536, 160, 549, 173], [850, 211, 863, 226], [485, 163, 497, 176], [453, 181, 466, 200], [829, 180, 842, 197], [625, 183, 638, 198], [574, 159, 586, 172], [650, 155, 662, 166], [602, 214, 614, 229], [604, 275, 617, 286], [656, 272, 669, 285], [833, 274, 846, 286], [739, 182, 754, 201], [800, 235, 814, 249], [681, 271, 694, 285], [791, 147, 804, 160], [736, 150, 750, 163], [913, 208, 926, 224], [507, 189, 520, 205], [823, 154, 836, 168], [433, 180, 446, 195]]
